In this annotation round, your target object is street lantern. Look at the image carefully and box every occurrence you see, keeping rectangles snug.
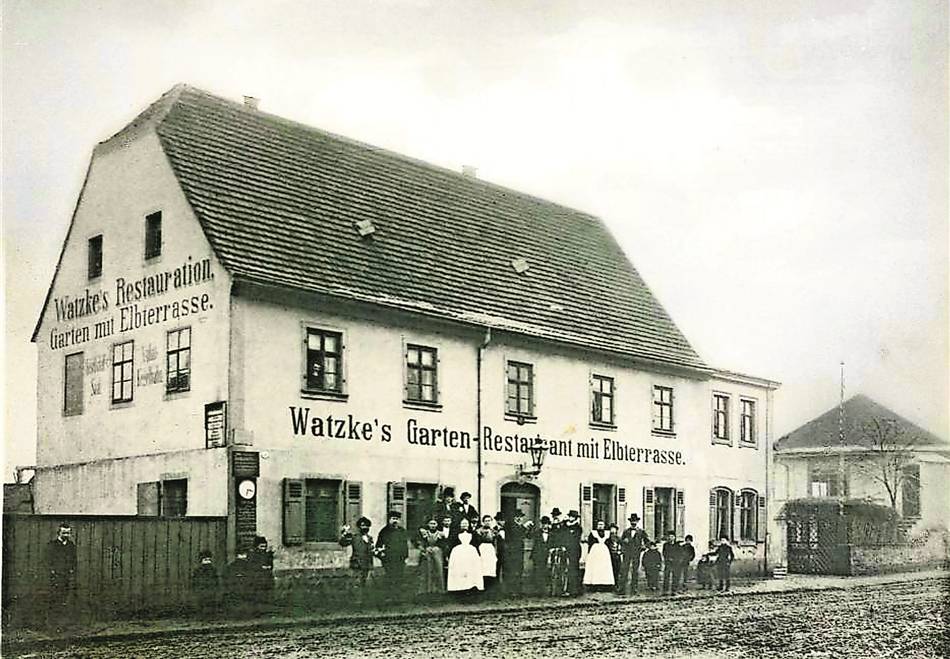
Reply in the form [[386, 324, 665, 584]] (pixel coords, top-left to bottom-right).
[[518, 436, 548, 479]]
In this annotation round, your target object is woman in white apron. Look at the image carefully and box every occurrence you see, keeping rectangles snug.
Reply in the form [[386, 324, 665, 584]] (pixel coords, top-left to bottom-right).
[[447, 518, 484, 594], [583, 520, 616, 590]]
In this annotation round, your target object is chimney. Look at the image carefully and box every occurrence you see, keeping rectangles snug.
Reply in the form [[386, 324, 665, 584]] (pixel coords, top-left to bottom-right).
[[243, 95, 260, 110], [461, 165, 478, 178]]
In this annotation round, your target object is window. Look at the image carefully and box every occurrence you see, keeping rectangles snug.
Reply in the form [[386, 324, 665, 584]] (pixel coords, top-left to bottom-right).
[[64, 352, 84, 416], [652, 385, 674, 433], [136, 479, 187, 517], [88, 235, 103, 280], [740, 399, 756, 445], [145, 211, 162, 260], [506, 361, 535, 418], [112, 341, 134, 403], [404, 482, 438, 534], [591, 375, 615, 426], [809, 462, 848, 497], [713, 394, 730, 443], [710, 487, 733, 541], [304, 478, 341, 542], [405, 345, 438, 404], [166, 327, 191, 393], [739, 490, 757, 542], [592, 483, 616, 525], [305, 328, 344, 393]]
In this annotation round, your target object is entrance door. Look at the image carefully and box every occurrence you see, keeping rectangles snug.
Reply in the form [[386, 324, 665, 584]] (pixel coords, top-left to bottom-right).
[[653, 487, 675, 539], [405, 483, 438, 534], [500, 482, 540, 526]]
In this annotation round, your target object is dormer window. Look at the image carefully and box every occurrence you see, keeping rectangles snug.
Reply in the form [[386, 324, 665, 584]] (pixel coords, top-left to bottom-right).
[[145, 211, 162, 260]]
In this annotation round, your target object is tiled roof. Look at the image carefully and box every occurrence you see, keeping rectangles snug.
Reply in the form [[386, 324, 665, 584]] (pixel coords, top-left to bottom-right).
[[151, 85, 706, 369], [775, 394, 948, 451]]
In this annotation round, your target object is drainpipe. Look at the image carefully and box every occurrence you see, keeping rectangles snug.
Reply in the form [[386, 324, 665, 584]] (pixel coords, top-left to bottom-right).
[[476, 327, 492, 513], [764, 386, 773, 576]]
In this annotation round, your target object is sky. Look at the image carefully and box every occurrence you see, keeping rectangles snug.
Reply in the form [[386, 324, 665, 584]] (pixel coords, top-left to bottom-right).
[[2, 0, 947, 479]]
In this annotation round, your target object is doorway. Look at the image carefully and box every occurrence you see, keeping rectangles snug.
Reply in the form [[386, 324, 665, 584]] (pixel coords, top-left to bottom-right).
[[500, 482, 540, 526]]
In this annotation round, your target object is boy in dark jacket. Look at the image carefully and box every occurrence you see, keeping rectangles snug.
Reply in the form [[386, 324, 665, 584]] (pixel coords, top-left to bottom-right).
[[661, 531, 681, 595], [340, 517, 375, 589], [696, 543, 716, 589], [715, 536, 735, 592], [641, 541, 662, 592], [680, 534, 696, 590]]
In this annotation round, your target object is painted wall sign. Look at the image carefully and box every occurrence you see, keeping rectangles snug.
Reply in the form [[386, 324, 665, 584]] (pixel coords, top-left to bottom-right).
[[231, 450, 260, 478], [205, 401, 228, 448]]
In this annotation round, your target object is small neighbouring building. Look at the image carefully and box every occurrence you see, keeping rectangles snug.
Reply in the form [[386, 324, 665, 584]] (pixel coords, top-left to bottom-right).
[[30, 85, 780, 581], [772, 394, 950, 571]]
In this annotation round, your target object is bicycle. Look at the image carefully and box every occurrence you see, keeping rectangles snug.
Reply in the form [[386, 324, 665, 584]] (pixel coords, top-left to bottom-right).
[[547, 547, 569, 597]]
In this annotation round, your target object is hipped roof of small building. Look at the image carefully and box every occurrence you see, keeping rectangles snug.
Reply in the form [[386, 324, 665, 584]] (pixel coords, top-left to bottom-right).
[[774, 394, 948, 452], [34, 84, 708, 371]]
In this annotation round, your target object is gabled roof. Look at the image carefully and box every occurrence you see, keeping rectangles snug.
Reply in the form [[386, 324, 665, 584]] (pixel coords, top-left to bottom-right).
[[775, 394, 948, 452], [40, 84, 708, 370]]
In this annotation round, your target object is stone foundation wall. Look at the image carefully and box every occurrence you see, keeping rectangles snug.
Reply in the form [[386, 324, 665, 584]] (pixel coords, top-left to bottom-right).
[[850, 530, 950, 576]]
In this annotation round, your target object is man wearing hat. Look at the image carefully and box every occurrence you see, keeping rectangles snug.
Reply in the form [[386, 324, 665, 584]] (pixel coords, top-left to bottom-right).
[[619, 513, 650, 595], [531, 515, 555, 594], [436, 487, 459, 527], [375, 511, 409, 598], [563, 510, 584, 596], [502, 510, 528, 594], [457, 492, 480, 529]]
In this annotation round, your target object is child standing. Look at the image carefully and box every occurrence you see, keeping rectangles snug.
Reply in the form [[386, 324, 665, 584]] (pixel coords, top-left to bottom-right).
[[641, 541, 662, 593], [715, 536, 735, 592], [607, 524, 623, 592]]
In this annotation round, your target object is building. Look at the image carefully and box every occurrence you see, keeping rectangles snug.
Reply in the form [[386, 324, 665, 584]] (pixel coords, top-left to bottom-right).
[[772, 394, 950, 546], [31, 85, 779, 575]]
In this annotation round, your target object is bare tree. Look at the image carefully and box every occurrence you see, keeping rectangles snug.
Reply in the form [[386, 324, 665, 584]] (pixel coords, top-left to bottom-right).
[[852, 417, 920, 514]]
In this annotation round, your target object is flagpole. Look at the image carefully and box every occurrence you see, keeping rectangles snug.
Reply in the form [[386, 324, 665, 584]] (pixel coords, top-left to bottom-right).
[[838, 361, 846, 497]]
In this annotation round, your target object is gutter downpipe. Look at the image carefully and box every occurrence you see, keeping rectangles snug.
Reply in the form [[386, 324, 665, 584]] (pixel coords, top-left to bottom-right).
[[764, 386, 773, 576], [476, 327, 492, 513]]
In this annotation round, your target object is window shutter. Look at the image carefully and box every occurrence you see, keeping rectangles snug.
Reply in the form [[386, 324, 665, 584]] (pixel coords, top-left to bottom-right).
[[675, 489, 686, 538], [580, 483, 593, 532], [339, 334, 347, 391], [403, 342, 410, 402], [387, 481, 407, 520], [642, 487, 655, 541], [435, 349, 442, 404], [709, 490, 717, 546], [670, 388, 675, 432], [283, 478, 305, 546], [617, 487, 627, 528], [136, 482, 160, 516], [345, 481, 363, 525], [732, 492, 741, 543], [756, 493, 767, 543]]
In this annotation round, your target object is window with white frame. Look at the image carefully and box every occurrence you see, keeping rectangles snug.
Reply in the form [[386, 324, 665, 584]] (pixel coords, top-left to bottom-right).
[[305, 328, 344, 393], [591, 374, 615, 426], [739, 490, 758, 541], [740, 398, 756, 445], [713, 393, 730, 442], [506, 361, 535, 418], [405, 344, 438, 404], [653, 385, 674, 433]]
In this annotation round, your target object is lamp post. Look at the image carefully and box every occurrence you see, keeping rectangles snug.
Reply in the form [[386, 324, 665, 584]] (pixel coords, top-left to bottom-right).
[[518, 436, 548, 479]]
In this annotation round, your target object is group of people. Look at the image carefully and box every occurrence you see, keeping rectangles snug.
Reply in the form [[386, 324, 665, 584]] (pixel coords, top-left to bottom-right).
[[190, 535, 275, 612], [337, 489, 739, 602]]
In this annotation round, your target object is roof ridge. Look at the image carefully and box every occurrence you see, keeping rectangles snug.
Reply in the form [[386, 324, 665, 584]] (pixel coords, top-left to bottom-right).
[[163, 84, 604, 223]]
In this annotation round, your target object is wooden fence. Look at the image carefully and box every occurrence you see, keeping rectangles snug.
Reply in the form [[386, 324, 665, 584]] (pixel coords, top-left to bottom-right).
[[2, 514, 227, 620]]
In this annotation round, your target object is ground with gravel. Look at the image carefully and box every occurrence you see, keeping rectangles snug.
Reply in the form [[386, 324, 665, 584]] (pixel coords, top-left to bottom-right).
[[8, 575, 948, 659]]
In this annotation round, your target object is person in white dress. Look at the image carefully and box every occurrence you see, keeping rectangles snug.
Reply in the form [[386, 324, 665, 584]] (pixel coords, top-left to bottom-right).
[[583, 520, 616, 589], [447, 518, 484, 593]]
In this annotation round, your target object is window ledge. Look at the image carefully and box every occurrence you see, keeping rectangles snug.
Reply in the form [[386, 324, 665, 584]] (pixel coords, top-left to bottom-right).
[[403, 400, 443, 412], [300, 389, 349, 402], [651, 429, 676, 438], [299, 541, 346, 551], [145, 255, 163, 265], [110, 400, 135, 410], [505, 414, 537, 425], [589, 422, 617, 432], [712, 438, 732, 446], [165, 389, 192, 401], [738, 442, 758, 449]]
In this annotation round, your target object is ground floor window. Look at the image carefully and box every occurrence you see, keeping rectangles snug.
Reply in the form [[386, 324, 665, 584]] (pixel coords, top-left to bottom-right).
[[136, 478, 187, 517], [739, 490, 758, 542], [710, 487, 733, 541], [305, 479, 341, 542]]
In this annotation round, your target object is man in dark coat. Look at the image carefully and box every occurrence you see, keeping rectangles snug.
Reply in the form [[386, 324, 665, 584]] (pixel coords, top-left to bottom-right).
[[456, 492, 480, 529], [46, 523, 77, 626], [435, 488, 460, 528], [661, 531, 681, 595], [531, 516, 554, 594], [641, 541, 662, 591], [191, 549, 221, 615], [502, 510, 528, 594], [224, 549, 253, 610], [562, 510, 583, 596], [375, 511, 409, 598], [714, 536, 736, 592], [680, 534, 696, 590], [619, 513, 650, 595], [248, 535, 275, 605]]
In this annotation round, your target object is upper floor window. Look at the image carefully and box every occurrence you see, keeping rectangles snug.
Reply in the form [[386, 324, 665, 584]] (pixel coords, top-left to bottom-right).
[[64, 352, 84, 416], [506, 361, 535, 418], [652, 385, 674, 433], [305, 328, 344, 394], [405, 344, 438, 404], [590, 374, 615, 426], [112, 340, 134, 404], [713, 393, 730, 443], [810, 462, 848, 497], [88, 235, 103, 280], [145, 211, 162, 260], [166, 327, 191, 393], [740, 399, 757, 445]]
